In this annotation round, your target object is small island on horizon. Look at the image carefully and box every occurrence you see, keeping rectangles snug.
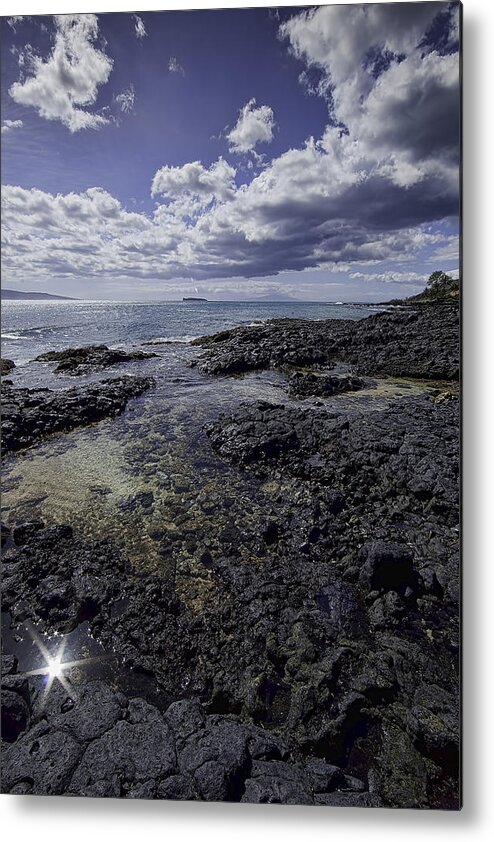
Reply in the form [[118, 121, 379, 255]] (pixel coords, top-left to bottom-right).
[[183, 296, 208, 302]]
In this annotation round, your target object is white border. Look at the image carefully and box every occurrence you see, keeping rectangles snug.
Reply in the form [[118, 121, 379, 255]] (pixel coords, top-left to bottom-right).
[[1, 1, 494, 839]]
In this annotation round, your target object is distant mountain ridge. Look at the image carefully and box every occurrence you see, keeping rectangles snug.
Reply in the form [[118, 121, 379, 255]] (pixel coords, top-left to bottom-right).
[[1, 288, 79, 301]]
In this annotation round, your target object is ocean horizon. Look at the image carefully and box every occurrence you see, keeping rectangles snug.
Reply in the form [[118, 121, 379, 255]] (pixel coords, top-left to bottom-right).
[[1, 298, 386, 369]]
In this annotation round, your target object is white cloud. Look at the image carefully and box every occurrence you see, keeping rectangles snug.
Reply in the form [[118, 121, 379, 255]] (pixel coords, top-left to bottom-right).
[[168, 56, 185, 75], [1, 5, 459, 291], [1, 119, 23, 135], [1, 171, 456, 287], [115, 84, 135, 114], [7, 16, 26, 32], [151, 159, 237, 206], [133, 14, 147, 40], [280, 3, 459, 188], [227, 99, 275, 154], [349, 270, 429, 285], [9, 15, 113, 132]]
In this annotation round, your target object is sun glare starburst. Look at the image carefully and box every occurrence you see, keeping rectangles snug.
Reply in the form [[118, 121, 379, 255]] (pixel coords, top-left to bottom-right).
[[18, 621, 106, 707]]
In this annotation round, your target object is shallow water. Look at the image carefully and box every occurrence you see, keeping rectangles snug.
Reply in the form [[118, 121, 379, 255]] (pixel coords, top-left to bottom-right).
[[2, 341, 449, 583]]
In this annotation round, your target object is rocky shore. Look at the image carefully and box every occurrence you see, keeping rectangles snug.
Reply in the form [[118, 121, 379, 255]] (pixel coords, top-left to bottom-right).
[[192, 304, 459, 380], [1, 304, 460, 807], [1, 376, 155, 454]]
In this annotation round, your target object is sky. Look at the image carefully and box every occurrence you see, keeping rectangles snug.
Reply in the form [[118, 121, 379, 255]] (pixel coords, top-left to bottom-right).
[[1, 3, 460, 301]]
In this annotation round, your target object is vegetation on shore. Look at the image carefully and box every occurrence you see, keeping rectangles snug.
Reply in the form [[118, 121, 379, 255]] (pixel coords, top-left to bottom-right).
[[386, 271, 460, 306]]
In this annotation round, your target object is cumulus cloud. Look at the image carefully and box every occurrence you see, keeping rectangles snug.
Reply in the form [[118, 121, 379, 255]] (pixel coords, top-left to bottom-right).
[[151, 159, 237, 207], [9, 15, 113, 132], [227, 99, 275, 154], [1, 172, 456, 286], [349, 270, 430, 285], [133, 14, 147, 40], [115, 84, 135, 114], [280, 2, 459, 187], [7, 16, 26, 32], [168, 56, 185, 75], [1, 4, 460, 290], [1, 119, 23, 135]]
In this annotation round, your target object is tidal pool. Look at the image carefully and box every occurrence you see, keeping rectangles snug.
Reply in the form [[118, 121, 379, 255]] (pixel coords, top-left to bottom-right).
[[2, 344, 451, 608]]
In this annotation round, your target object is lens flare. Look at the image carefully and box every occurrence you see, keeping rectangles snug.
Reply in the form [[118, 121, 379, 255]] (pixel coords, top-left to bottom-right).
[[47, 656, 64, 680]]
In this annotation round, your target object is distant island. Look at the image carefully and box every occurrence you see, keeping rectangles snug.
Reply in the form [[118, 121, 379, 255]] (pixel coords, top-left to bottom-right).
[[183, 296, 207, 302], [1, 288, 79, 301]]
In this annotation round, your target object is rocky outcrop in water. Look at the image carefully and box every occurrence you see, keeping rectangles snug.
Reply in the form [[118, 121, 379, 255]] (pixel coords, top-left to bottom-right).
[[1, 359, 15, 376], [193, 304, 459, 381], [35, 344, 157, 375], [1, 376, 154, 454]]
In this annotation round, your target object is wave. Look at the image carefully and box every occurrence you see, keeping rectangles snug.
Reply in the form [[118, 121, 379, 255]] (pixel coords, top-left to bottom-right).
[[143, 335, 200, 345]]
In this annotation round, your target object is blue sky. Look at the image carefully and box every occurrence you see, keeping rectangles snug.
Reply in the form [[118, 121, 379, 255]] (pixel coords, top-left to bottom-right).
[[1, 4, 460, 301]]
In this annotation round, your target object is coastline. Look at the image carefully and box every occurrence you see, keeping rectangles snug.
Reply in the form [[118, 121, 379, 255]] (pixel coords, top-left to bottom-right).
[[1, 303, 460, 807]]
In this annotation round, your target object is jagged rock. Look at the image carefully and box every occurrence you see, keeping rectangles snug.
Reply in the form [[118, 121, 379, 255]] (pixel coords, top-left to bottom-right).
[[1, 375, 154, 454], [1, 358, 15, 376], [194, 304, 459, 381], [1, 723, 83, 795], [68, 715, 176, 798], [35, 344, 157, 375]]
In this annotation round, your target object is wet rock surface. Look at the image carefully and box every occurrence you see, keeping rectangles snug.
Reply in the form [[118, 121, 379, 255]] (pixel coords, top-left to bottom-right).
[[193, 304, 459, 381], [1, 306, 460, 807], [288, 371, 368, 399], [1, 375, 155, 454], [35, 344, 157, 375], [1, 359, 16, 376]]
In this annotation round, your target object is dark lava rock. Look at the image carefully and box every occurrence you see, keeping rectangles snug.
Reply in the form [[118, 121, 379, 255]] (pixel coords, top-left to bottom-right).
[[178, 718, 251, 801], [193, 304, 458, 381], [1, 661, 369, 805], [358, 541, 417, 595], [2, 521, 127, 633], [2, 301, 459, 809], [35, 344, 157, 375], [241, 760, 313, 805], [1, 687, 31, 742], [68, 711, 176, 798], [1, 522, 11, 548], [48, 681, 125, 742], [1, 358, 15, 376], [1, 375, 154, 454], [1, 722, 84, 795], [289, 371, 367, 399], [202, 393, 459, 808]]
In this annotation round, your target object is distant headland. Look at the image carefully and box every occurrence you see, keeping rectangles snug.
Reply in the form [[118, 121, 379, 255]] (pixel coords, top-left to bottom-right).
[[1, 288, 79, 301]]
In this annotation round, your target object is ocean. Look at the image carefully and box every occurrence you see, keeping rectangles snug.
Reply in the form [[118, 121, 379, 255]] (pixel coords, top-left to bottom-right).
[[1, 299, 382, 369]]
